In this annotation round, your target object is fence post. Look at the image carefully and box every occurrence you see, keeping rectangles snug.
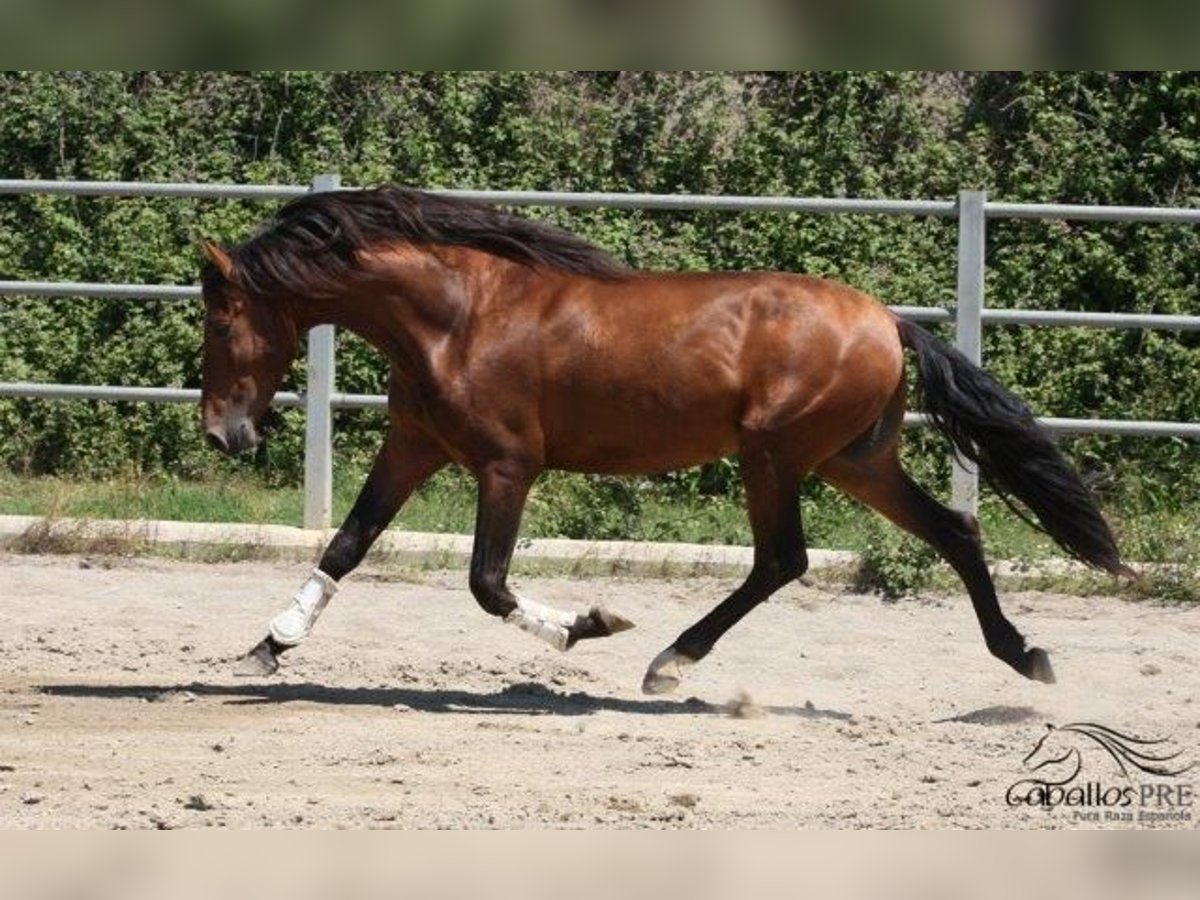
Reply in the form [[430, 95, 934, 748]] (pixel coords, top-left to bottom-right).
[[303, 173, 341, 530], [951, 190, 986, 515]]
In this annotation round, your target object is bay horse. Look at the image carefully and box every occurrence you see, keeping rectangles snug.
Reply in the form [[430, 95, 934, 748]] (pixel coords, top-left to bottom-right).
[[199, 186, 1129, 693]]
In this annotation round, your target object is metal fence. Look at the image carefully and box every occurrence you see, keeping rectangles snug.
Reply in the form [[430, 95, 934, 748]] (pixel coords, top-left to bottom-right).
[[1, 176, 1199, 529]]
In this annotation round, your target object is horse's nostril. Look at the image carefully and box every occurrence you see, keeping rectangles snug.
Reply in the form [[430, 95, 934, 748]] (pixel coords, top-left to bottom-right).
[[205, 429, 231, 455]]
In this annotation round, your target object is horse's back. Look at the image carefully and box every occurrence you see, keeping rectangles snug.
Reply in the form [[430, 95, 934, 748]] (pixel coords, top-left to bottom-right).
[[533, 269, 904, 473]]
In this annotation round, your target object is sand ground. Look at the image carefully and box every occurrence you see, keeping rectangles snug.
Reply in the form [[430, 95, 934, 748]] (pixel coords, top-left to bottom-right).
[[1, 552, 1196, 828]]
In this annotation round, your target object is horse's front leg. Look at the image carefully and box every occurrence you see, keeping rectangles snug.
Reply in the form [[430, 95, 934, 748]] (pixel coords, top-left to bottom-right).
[[234, 425, 448, 676], [469, 463, 634, 650]]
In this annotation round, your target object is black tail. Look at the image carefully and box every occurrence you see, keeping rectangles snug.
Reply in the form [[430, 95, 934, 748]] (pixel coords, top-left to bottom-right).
[[896, 318, 1130, 576]]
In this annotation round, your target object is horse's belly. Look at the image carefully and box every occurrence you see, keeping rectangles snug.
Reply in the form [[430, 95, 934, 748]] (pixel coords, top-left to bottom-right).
[[543, 402, 740, 475]]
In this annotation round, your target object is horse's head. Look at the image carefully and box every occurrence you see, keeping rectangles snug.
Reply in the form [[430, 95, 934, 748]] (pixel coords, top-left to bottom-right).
[[199, 242, 298, 455]]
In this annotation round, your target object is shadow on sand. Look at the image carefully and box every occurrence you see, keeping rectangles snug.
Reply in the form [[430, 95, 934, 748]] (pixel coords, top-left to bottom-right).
[[932, 704, 1042, 726], [40, 679, 853, 721]]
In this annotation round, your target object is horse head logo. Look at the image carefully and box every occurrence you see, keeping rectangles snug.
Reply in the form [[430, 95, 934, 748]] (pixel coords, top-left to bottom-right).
[[1022, 722, 1193, 784]]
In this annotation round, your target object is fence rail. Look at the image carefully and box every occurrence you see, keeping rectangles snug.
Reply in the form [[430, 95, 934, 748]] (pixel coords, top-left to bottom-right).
[[2, 177, 1198, 527]]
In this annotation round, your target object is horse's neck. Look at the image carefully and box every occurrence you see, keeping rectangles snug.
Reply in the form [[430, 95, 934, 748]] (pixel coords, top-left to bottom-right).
[[285, 258, 473, 373]]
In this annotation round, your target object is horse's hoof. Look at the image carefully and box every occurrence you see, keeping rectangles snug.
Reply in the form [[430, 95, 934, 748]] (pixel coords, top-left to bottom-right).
[[564, 606, 636, 649], [590, 605, 635, 636], [641, 647, 693, 695], [233, 637, 280, 677], [642, 670, 680, 695], [1023, 647, 1056, 684]]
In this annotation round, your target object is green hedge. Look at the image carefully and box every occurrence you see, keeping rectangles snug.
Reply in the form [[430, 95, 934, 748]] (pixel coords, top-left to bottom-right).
[[0, 72, 1197, 509]]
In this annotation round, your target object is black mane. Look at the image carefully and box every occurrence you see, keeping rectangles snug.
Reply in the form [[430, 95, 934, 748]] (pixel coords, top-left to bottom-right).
[[211, 186, 626, 297]]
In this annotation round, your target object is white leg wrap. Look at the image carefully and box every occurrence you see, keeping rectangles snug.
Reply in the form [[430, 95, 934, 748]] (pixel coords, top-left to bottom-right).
[[504, 594, 585, 652], [269, 568, 338, 647]]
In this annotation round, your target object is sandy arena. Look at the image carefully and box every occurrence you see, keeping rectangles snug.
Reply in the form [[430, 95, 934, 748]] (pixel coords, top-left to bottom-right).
[[1, 551, 1196, 828]]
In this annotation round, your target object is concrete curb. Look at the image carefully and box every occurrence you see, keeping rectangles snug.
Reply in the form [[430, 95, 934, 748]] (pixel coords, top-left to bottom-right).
[[0, 513, 859, 575], [0, 514, 1116, 581]]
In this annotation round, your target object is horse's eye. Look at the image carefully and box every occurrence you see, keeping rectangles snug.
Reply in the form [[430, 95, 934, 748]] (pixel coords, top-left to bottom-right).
[[207, 320, 231, 339]]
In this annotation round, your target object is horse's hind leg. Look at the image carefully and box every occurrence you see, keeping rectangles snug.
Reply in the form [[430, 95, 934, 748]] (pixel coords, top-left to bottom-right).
[[643, 440, 807, 694], [234, 424, 448, 676], [817, 452, 1055, 684]]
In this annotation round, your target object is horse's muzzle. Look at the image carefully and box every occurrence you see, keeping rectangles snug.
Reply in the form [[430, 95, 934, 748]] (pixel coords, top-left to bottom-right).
[[204, 418, 259, 456]]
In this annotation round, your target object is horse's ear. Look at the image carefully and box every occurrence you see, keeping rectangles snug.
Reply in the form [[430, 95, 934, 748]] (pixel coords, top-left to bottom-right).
[[200, 241, 237, 283]]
